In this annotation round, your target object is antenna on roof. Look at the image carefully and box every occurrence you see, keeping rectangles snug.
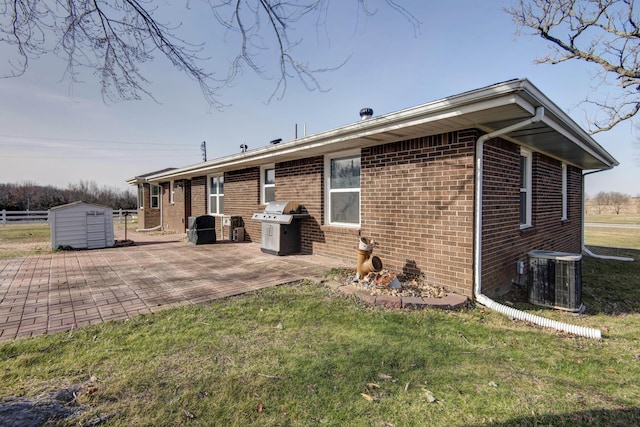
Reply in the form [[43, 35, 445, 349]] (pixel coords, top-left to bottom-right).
[[201, 141, 207, 162]]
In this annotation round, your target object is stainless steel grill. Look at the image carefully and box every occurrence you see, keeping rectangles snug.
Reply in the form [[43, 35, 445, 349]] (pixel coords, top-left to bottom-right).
[[252, 201, 308, 255]]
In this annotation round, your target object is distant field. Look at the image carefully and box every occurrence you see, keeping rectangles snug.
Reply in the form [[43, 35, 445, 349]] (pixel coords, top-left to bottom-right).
[[585, 197, 640, 224]]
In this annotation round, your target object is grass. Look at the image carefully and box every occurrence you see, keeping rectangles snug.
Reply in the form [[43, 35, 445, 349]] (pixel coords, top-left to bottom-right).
[[0, 223, 51, 258], [0, 220, 639, 426], [0, 221, 136, 258], [585, 213, 640, 224]]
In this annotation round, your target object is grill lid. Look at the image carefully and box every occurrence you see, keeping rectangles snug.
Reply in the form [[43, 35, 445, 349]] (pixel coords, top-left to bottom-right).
[[264, 201, 300, 214]]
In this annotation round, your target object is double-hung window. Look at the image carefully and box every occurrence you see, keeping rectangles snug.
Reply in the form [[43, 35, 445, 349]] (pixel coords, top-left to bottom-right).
[[150, 185, 160, 209], [261, 165, 275, 204], [520, 149, 532, 228], [208, 175, 224, 215], [169, 180, 175, 204], [326, 151, 360, 226]]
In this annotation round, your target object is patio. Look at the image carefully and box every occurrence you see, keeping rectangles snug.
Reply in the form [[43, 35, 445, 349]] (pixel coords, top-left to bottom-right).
[[0, 230, 350, 342]]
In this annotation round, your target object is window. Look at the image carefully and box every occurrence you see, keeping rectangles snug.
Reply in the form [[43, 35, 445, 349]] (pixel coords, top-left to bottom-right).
[[261, 165, 275, 204], [170, 180, 175, 204], [561, 163, 568, 220], [150, 185, 160, 209], [208, 175, 224, 215], [520, 149, 532, 228], [326, 151, 360, 226], [138, 185, 144, 209]]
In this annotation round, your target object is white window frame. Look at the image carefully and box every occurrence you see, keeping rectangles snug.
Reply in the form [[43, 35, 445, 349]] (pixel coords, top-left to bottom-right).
[[208, 174, 224, 215], [324, 149, 361, 227], [561, 163, 568, 221], [520, 148, 532, 228], [150, 184, 161, 209], [260, 164, 276, 205], [169, 180, 175, 204]]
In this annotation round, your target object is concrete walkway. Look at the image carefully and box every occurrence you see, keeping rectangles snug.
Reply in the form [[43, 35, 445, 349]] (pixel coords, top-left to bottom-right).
[[0, 230, 349, 342]]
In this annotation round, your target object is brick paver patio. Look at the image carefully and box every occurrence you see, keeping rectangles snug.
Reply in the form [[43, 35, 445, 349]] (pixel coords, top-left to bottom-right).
[[0, 230, 350, 342]]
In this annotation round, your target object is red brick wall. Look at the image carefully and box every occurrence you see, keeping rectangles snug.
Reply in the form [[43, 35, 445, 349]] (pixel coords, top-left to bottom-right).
[[138, 183, 160, 230], [278, 132, 477, 296], [277, 157, 325, 254], [360, 131, 476, 296], [481, 138, 583, 296], [225, 168, 260, 242], [190, 176, 207, 217], [162, 180, 189, 232]]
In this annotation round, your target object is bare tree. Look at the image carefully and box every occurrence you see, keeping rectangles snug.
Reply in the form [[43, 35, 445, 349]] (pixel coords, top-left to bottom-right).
[[609, 191, 630, 214], [1, 1, 418, 108], [507, 0, 640, 134], [594, 191, 611, 214]]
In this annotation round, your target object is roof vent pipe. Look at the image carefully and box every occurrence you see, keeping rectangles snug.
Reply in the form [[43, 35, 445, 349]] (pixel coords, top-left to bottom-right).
[[473, 106, 602, 340], [360, 108, 373, 120], [240, 144, 248, 153]]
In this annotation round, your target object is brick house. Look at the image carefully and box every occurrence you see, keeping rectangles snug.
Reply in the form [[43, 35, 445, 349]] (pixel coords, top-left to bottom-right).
[[127, 79, 617, 298]]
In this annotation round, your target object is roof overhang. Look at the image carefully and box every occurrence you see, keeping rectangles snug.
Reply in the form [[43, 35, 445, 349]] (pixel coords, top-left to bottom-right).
[[138, 79, 618, 183]]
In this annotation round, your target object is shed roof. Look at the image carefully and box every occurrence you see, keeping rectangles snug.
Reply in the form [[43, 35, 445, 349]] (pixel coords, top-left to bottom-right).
[[136, 79, 618, 183], [49, 201, 113, 211]]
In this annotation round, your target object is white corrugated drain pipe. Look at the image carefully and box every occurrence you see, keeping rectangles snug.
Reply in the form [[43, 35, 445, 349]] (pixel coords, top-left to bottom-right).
[[474, 106, 602, 340]]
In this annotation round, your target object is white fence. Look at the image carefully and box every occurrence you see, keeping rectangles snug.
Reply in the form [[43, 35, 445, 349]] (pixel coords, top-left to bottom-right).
[[1, 209, 137, 227]]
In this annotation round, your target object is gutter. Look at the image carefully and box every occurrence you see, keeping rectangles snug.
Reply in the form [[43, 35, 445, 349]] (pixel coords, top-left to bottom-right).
[[473, 106, 602, 340]]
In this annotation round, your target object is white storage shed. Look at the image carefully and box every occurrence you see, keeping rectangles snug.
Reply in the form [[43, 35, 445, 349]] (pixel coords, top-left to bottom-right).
[[49, 201, 115, 250]]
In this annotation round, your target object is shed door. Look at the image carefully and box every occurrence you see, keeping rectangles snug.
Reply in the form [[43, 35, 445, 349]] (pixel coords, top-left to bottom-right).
[[87, 212, 106, 249]]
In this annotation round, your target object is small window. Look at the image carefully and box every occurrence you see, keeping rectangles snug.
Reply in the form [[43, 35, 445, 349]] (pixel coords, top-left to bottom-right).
[[325, 151, 360, 226], [208, 175, 224, 215], [138, 185, 144, 209], [261, 165, 275, 204], [561, 163, 568, 220], [150, 185, 160, 209], [170, 180, 175, 204], [520, 149, 532, 228]]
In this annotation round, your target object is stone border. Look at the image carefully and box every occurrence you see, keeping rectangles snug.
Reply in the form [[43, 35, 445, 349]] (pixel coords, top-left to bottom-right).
[[324, 282, 469, 310]]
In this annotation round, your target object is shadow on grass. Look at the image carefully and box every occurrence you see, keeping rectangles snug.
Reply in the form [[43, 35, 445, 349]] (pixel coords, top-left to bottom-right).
[[464, 407, 640, 427], [496, 247, 640, 316]]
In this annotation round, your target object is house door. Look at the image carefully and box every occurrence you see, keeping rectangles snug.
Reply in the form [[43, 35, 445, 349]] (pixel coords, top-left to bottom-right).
[[86, 212, 106, 249]]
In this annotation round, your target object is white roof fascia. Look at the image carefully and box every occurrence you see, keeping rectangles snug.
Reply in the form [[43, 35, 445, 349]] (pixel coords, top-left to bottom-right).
[[146, 87, 529, 183], [144, 78, 617, 182]]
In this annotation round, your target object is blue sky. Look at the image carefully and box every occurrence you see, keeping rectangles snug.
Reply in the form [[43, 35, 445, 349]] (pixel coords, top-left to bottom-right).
[[1, 1, 637, 197]]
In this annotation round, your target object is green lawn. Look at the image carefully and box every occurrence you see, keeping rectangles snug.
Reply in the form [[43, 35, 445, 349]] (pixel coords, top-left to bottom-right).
[[1, 252, 639, 426], [0, 223, 639, 426]]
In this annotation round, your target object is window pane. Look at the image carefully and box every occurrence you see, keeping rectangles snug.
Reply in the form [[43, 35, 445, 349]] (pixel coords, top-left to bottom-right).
[[265, 187, 275, 203], [218, 195, 224, 214], [210, 177, 217, 194], [330, 192, 359, 224], [520, 156, 526, 189], [219, 176, 224, 194], [331, 156, 360, 189], [520, 192, 526, 224], [265, 168, 275, 185]]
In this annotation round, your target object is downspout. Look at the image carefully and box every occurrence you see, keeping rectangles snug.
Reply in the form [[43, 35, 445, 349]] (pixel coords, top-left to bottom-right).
[[473, 106, 602, 340], [581, 170, 634, 262]]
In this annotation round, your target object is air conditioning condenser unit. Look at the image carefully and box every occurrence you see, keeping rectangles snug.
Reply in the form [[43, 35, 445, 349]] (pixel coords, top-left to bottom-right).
[[528, 250, 584, 313]]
